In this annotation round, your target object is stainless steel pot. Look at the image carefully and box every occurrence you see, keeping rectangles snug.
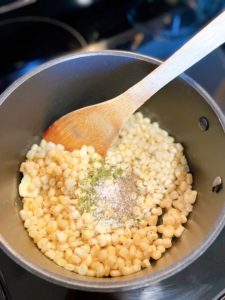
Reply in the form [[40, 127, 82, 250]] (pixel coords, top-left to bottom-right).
[[0, 51, 224, 292]]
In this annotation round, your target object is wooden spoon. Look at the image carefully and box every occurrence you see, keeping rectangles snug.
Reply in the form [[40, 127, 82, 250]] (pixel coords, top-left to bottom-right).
[[44, 12, 225, 156]]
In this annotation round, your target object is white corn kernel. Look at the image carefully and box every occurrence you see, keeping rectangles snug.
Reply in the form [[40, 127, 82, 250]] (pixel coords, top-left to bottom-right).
[[174, 225, 185, 238], [78, 264, 88, 276], [56, 231, 67, 243]]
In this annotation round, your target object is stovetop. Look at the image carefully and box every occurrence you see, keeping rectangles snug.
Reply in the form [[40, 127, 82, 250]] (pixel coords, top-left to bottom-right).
[[1, 0, 225, 93], [0, 1, 225, 299]]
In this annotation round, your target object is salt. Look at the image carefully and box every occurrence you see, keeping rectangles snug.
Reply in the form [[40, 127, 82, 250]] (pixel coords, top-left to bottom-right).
[[93, 177, 136, 228]]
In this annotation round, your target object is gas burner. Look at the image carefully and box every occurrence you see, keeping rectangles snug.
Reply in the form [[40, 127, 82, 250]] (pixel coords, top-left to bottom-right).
[[0, 16, 87, 93]]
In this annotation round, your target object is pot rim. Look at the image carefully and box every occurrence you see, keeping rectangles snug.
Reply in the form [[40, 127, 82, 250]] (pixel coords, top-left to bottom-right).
[[0, 50, 225, 292]]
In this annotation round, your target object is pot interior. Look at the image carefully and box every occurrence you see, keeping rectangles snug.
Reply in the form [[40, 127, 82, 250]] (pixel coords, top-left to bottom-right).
[[0, 52, 224, 290]]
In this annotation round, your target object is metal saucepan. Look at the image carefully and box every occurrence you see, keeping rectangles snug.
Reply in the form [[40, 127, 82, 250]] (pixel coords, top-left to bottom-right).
[[0, 51, 224, 292]]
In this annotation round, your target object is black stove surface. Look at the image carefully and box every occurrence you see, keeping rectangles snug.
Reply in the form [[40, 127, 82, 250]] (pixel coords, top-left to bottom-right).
[[1, 1, 225, 299], [1, 0, 224, 93]]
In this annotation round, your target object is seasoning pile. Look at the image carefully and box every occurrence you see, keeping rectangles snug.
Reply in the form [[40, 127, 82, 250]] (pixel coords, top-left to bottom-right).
[[19, 112, 197, 277]]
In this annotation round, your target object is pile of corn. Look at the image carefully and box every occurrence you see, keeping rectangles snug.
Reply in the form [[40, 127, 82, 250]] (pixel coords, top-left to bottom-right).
[[19, 112, 197, 277]]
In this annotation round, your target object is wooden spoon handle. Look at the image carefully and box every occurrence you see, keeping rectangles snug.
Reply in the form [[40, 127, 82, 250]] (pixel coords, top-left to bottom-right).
[[123, 11, 225, 109]]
